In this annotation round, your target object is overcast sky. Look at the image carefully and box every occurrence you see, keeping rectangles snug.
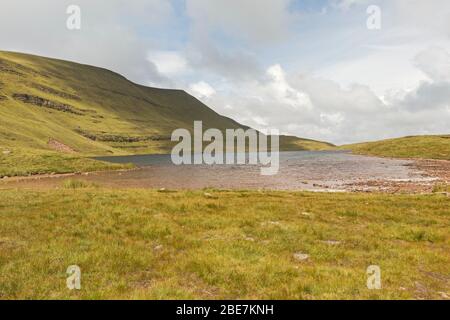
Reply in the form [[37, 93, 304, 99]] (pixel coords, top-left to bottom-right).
[[1, 0, 449, 144]]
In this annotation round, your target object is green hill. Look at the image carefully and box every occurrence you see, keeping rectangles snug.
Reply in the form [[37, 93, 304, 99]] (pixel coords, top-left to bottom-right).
[[340, 135, 450, 160], [0, 51, 332, 176]]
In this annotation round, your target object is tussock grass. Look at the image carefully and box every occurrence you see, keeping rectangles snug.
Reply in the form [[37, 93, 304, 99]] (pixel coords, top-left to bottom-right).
[[63, 179, 99, 189], [0, 189, 448, 300]]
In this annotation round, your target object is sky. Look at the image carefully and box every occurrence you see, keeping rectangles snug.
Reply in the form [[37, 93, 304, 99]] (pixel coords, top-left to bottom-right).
[[0, 0, 449, 144]]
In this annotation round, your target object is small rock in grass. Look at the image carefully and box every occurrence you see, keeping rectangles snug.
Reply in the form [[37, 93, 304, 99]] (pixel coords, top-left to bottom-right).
[[262, 221, 281, 226], [322, 240, 341, 246], [204, 192, 218, 199], [301, 212, 312, 217], [438, 292, 449, 299], [293, 252, 309, 262], [154, 245, 163, 251], [2, 150, 11, 155]]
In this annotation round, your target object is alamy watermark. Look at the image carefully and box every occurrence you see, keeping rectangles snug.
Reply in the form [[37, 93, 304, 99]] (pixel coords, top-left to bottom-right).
[[66, 5, 81, 30], [366, 265, 382, 290], [171, 121, 280, 175], [65, 4, 380, 31], [367, 5, 381, 30], [66, 265, 81, 290]]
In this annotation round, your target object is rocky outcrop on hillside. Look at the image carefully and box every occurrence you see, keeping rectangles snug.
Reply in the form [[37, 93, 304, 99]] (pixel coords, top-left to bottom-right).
[[74, 128, 171, 142], [12, 93, 83, 115]]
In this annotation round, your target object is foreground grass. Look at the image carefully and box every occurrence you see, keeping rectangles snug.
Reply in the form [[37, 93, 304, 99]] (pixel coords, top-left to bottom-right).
[[0, 147, 133, 177], [0, 187, 448, 300], [340, 135, 450, 160]]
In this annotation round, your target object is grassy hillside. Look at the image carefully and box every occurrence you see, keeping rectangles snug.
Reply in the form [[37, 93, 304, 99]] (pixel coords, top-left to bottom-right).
[[340, 135, 450, 160], [0, 51, 332, 176], [278, 135, 334, 151], [0, 187, 448, 299]]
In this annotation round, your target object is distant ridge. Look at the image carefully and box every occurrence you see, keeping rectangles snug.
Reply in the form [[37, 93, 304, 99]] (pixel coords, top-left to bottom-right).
[[340, 135, 450, 160]]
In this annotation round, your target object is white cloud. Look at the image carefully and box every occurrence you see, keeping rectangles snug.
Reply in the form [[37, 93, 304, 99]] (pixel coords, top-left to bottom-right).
[[189, 81, 216, 99], [391, 0, 450, 36], [252, 116, 269, 126], [186, 44, 263, 82], [414, 47, 450, 82], [316, 45, 428, 97], [267, 64, 313, 111], [147, 51, 188, 76]]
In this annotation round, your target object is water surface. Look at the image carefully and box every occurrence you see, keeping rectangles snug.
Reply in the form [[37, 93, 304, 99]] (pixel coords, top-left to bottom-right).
[[88, 151, 426, 191]]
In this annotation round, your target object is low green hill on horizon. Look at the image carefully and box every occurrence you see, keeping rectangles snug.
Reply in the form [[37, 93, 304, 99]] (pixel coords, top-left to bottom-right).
[[0, 51, 333, 176], [340, 135, 450, 160]]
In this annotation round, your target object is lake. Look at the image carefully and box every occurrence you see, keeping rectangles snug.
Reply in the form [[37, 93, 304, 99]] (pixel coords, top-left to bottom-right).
[[88, 151, 428, 191], [1, 151, 433, 191]]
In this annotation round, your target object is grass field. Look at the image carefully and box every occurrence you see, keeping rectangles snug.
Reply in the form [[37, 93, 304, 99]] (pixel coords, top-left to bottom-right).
[[0, 186, 448, 300], [340, 135, 450, 160]]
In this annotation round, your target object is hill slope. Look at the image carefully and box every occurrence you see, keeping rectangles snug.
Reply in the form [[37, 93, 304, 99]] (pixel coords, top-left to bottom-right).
[[340, 135, 450, 160], [0, 51, 332, 175]]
